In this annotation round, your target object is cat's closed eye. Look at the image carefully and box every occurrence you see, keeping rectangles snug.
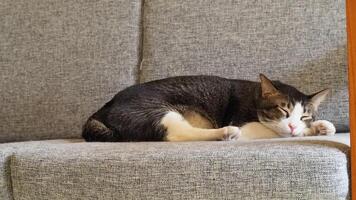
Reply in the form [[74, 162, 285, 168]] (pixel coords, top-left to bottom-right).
[[277, 106, 290, 118], [300, 116, 312, 121]]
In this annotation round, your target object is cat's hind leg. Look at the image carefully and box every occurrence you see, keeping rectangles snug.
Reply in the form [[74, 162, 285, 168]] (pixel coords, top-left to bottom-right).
[[161, 111, 240, 142]]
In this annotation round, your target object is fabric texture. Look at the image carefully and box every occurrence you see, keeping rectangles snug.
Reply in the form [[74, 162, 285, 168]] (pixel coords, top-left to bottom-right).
[[1, 136, 348, 200], [0, 145, 15, 200], [0, 140, 80, 200], [0, 0, 142, 142], [0, 134, 350, 200], [141, 0, 348, 132]]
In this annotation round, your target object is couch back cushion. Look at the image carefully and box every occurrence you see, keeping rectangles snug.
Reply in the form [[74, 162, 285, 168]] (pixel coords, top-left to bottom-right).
[[141, 0, 348, 132], [0, 0, 142, 142]]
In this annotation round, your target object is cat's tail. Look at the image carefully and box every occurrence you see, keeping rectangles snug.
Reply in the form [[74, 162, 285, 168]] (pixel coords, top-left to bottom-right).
[[82, 118, 117, 142]]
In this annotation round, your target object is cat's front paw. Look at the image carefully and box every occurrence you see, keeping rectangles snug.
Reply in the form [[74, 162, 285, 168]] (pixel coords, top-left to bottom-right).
[[311, 120, 336, 136], [222, 126, 241, 141]]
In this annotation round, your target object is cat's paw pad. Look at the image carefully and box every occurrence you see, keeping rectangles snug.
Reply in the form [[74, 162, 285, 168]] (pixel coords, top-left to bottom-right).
[[312, 120, 336, 136], [222, 126, 241, 141]]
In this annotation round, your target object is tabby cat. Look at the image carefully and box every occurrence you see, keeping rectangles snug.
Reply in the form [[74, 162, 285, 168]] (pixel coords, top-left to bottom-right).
[[82, 74, 335, 142]]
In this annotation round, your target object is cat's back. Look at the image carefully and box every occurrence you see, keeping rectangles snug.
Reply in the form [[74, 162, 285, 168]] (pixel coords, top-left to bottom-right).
[[142, 75, 230, 89], [114, 75, 232, 101]]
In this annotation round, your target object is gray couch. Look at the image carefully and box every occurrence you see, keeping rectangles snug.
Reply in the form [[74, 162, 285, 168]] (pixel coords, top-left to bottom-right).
[[0, 0, 350, 199]]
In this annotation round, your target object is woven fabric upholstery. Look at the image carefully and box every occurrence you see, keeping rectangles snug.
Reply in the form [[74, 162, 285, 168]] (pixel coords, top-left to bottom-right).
[[0, 0, 142, 142], [0, 140, 80, 200], [141, 0, 348, 132], [0, 145, 15, 200], [5, 137, 349, 200]]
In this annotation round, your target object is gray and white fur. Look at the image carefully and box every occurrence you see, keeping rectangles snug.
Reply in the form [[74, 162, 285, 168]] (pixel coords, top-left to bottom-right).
[[82, 74, 335, 142]]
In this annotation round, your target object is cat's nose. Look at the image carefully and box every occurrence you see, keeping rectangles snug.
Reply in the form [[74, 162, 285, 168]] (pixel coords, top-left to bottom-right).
[[288, 123, 297, 133]]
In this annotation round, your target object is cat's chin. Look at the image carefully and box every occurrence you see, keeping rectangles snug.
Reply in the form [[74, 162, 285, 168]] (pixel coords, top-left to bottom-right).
[[276, 132, 303, 138], [276, 133, 292, 138], [259, 122, 290, 137], [259, 122, 304, 138]]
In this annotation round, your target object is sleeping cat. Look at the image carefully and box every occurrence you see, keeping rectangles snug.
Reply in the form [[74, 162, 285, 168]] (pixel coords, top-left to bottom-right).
[[82, 74, 336, 142]]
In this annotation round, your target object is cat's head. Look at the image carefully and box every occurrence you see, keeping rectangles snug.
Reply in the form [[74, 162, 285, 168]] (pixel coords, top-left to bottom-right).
[[256, 74, 329, 137]]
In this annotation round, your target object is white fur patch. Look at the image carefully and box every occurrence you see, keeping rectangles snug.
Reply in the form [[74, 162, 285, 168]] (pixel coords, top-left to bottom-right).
[[239, 122, 279, 141], [161, 111, 240, 141]]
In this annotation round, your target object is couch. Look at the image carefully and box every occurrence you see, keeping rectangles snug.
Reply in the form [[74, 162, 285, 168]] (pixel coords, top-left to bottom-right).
[[0, 0, 350, 199]]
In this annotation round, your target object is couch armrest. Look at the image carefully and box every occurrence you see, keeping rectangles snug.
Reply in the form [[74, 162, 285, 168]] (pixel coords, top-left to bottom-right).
[[346, 0, 356, 198]]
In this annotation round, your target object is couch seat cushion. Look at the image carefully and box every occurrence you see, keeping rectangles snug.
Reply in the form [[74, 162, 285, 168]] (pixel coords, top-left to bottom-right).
[[0, 134, 349, 200]]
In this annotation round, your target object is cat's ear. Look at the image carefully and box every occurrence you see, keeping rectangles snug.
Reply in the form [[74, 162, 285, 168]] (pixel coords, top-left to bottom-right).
[[308, 89, 330, 110], [259, 74, 279, 98]]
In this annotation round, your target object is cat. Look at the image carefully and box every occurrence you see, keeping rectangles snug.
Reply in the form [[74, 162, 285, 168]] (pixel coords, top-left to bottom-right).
[[82, 74, 336, 142]]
